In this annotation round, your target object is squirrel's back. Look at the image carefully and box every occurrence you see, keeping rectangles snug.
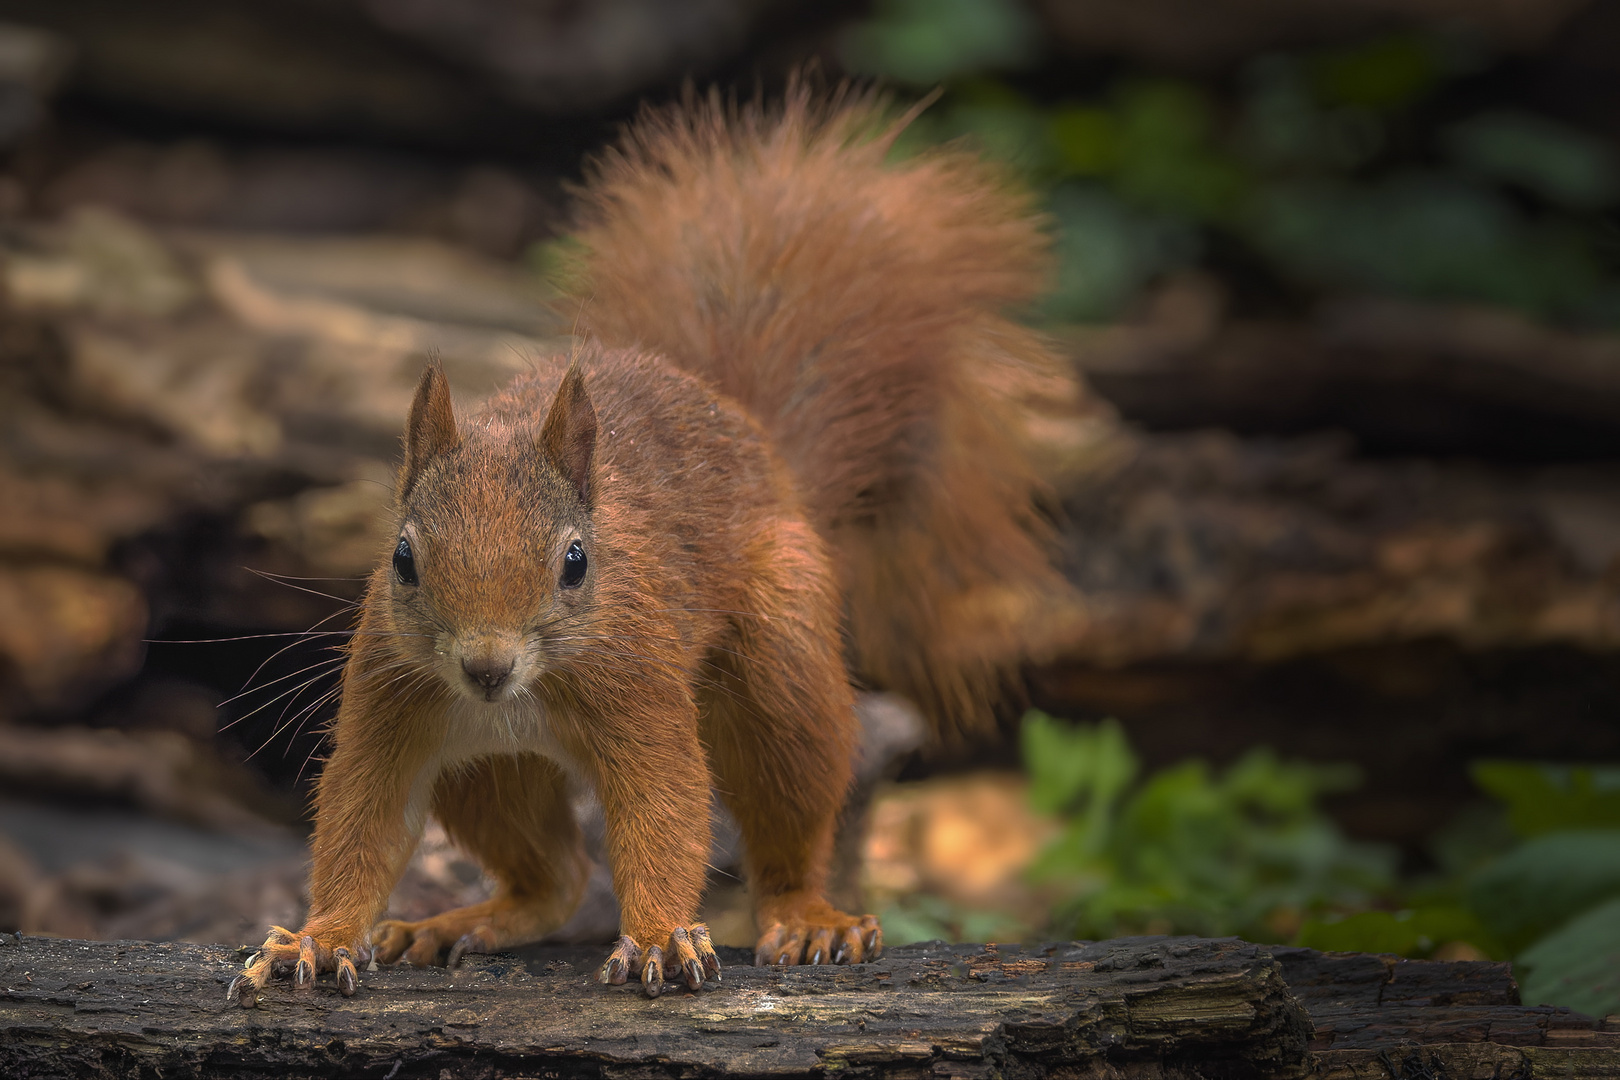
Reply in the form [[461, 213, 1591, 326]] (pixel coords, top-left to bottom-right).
[[562, 81, 1074, 740]]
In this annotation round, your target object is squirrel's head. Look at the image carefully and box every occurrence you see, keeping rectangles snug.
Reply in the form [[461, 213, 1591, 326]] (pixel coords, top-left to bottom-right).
[[382, 360, 599, 705]]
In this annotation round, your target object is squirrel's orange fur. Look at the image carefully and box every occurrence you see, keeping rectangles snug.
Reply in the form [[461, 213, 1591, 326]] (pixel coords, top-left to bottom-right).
[[230, 83, 1070, 1004]]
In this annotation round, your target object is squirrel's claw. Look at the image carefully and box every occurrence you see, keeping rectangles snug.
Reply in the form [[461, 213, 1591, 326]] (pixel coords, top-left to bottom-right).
[[446, 929, 493, 970], [805, 924, 841, 967], [834, 922, 865, 964], [860, 915, 883, 960], [665, 925, 713, 991], [226, 973, 259, 1008], [599, 934, 638, 985], [294, 935, 319, 990], [334, 947, 359, 996], [691, 924, 721, 983], [754, 921, 810, 967], [370, 920, 413, 966], [640, 944, 665, 997]]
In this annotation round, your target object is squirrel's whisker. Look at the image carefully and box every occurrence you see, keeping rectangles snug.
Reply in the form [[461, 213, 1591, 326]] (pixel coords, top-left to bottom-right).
[[244, 566, 367, 605], [217, 653, 348, 711], [230, 658, 348, 739], [244, 669, 350, 759], [248, 570, 372, 583], [226, 601, 372, 705], [269, 685, 345, 766]]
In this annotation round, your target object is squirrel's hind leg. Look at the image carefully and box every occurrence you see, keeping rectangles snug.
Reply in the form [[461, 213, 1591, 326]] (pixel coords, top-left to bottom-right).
[[372, 753, 588, 967], [700, 518, 882, 966]]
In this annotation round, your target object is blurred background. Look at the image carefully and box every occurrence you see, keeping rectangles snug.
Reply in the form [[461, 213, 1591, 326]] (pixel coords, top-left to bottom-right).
[[0, 0, 1618, 1019]]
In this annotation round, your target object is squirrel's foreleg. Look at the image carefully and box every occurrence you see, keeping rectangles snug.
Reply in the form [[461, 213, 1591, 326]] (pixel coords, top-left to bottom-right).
[[230, 679, 439, 1006], [703, 517, 881, 966], [560, 677, 717, 997]]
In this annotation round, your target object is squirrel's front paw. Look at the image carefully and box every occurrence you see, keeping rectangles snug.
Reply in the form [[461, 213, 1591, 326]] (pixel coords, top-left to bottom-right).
[[228, 925, 364, 1007], [598, 924, 720, 998]]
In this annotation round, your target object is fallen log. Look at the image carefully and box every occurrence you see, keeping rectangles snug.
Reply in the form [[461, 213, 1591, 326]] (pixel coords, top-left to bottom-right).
[[0, 934, 1614, 1079]]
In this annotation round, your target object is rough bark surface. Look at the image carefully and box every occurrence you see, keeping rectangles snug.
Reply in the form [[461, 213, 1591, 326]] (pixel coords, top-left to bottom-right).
[[2, 934, 1616, 1079], [1272, 947, 1620, 1080], [0, 935, 1307, 1079]]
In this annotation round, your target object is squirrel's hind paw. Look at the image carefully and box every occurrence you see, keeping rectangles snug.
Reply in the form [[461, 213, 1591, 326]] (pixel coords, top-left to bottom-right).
[[755, 907, 881, 967], [371, 916, 496, 968]]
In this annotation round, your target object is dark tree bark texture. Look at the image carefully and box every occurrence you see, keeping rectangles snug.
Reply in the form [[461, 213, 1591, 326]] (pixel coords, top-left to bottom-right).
[[1, 934, 1615, 1079]]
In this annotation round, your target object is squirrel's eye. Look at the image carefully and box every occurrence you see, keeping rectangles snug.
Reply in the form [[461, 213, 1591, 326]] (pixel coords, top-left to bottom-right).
[[560, 539, 587, 589], [393, 537, 418, 586]]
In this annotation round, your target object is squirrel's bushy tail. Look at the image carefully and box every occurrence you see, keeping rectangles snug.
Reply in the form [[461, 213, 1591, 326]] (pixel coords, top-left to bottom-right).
[[566, 80, 1075, 741]]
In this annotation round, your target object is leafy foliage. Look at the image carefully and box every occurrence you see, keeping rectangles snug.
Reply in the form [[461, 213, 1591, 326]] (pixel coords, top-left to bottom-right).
[[844, 0, 1620, 325], [1446, 112, 1620, 211], [840, 0, 1620, 1018], [1296, 760, 1620, 1015], [1295, 906, 1501, 958], [1020, 716, 1620, 1017], [1468, 830, 1620, 952], [1022, 712, 1392, 942], [843, 0, 1037, 87], [1469, 762, 1620, 836], [877, 893, 1032, 949], [1516, 897, 1620, 1020]]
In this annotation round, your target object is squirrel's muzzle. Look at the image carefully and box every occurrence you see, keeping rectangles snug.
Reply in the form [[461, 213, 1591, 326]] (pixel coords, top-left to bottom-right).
[[458, 640, 519, 700]]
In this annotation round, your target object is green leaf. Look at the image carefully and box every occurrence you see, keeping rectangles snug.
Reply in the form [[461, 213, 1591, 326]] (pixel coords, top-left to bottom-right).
[[1238, 55, 1383, 171], [1446, 111, 1620, 211], [877, 897, 954, 948], [1043, 185, 1198, 322], [1310, 34, 1439, 112], [842, 0, 1038, 86], [1471, 762, 1620, 837], [1295, 906, 1502, 958], [942, 86, 1054, 175], [1516, 896, 1620, 1016], [877, 894, 1032, 948], [1049, 106, 1119, 176], [1468, 829, 1620, 952], [1245, 174, 1602, 318], [1110, 81, 1250, 222], [1022, 711, 1137, 820]]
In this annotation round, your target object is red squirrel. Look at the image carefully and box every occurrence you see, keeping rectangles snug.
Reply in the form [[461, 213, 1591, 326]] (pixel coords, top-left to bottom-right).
[[230, 82, 1069, 1003]]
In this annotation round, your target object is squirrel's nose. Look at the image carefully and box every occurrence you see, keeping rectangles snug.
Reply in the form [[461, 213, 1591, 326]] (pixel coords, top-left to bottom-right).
[[461, 655, 515, 694]]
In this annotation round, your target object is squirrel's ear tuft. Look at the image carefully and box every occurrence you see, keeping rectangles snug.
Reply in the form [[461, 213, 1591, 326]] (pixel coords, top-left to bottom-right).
[[540, 363, 597, 504], [400, 361, 460, 502]]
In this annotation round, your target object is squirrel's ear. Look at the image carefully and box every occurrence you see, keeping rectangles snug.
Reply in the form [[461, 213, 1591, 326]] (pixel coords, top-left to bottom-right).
[[540, 363, 597, 504], [400, 361, 460, 502]]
